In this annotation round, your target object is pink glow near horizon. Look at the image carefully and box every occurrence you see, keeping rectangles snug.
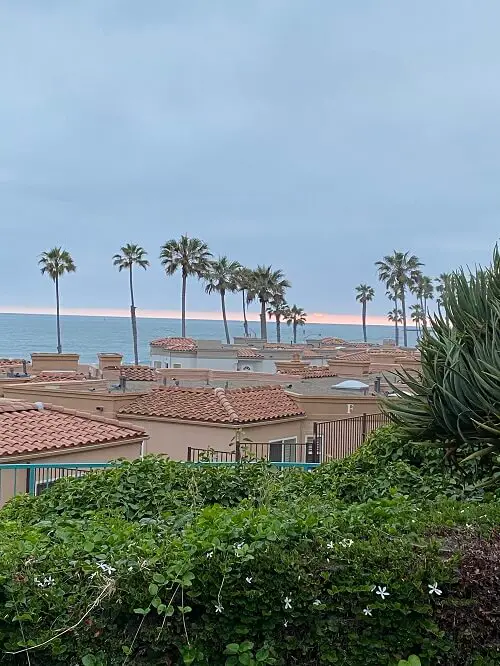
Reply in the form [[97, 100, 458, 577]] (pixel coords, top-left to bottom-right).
[[0, 305, 391, 327]]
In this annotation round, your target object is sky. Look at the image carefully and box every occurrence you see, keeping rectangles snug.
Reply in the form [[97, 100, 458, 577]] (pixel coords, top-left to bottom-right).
[[1, 0, 500, 324]]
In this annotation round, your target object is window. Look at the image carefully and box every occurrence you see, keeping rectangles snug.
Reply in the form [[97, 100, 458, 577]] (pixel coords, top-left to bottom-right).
[[268, 437, 297, 463], [153, 361, 162, 369], [305, 435, 323, 463], [173, 363, 182, 369]]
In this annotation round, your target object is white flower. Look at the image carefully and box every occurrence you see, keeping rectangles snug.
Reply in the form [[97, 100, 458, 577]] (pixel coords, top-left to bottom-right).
[[245, 577, 253, 584], [235, 543, 245, 557], [370, 585, 376, 592], [363, 607, 372, 616], [326, 541, 334, 549], [375, 586, 390, 600], [215, 602, 224, 613], [283, 620, 288, 628], [313, 599, 322, 606], [339, 538, 353, 548], [43, 576, 55, 587], [206, 551, 214, 559], [284, 596, 292, 610], [428, 582, 442, 596], [96, 562, 116, 575]]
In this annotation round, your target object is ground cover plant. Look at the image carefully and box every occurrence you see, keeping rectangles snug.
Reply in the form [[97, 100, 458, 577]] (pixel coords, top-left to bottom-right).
[[1, 426, 500, 665]]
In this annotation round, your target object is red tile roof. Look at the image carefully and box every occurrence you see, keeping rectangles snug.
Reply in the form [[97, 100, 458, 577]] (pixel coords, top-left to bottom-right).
[[320, 337, 346, 345], [29, 372, 88, 382], [237, 347, 264, 359], [336, 352, 371, 362], [150, 337, 197, 351], [0, 359, 29, 366], [0, 400, 147, 459], [302, 367, 338, 378], [119, 385, 305, 424], [120, 366, 159, 382]]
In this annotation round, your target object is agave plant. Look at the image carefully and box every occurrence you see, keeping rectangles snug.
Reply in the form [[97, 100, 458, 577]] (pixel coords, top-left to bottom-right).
[[383, 247, 500, 470]]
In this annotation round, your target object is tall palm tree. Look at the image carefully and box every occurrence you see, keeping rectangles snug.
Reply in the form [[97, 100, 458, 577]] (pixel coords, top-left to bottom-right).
[[160, 235, 212, 338], [267, 295, 289, 343], [247, 265, 290, 341], [39, 247, 76, 354], [376, 251, 422, 347], [286, 305, 307, 344], [235, 267, 253, 337], [387, 306, 403, 340], [435, 272, 450, 308], [205, 256, 241, 344], [411, 274, 434, 326], [355, 284, 375, 343], [410, 303, 425, 338], [113, 244, 149, 365], [385, 287, 402, 346]]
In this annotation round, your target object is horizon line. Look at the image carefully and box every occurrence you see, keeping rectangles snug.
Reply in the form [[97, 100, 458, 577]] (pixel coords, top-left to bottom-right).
[[0, 305, 393, 327]]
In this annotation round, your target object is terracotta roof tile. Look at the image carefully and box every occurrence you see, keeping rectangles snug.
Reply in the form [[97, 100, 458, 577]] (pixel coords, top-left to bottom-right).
[[120, 366, 159, 382], [119, 385, 305, 424], [237, 347, 264, 359], [0, 400, 147, 459], [29, 372, 88, 383], [150, 337, 197, 351], [302, 367, 338, 378], [336, 352, 371, 362]]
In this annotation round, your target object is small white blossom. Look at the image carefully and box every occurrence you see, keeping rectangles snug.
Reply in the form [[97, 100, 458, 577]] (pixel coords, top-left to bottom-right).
[[96, 562, 116, 575], [215, 602, 224, 613], [245, 577, 253, 584], [283, 620, 288, 628], [326, 541, 334, 549], [375, 586, 390, 600], [428, 582, 442, 596], [339, 539, 353, 548], [313, 599, 322, 606], [35, 575, 55, 588], [206, 551, 214, 559], [284, 596, 292, 610], [363, 607, 372, 616], [235, 543, 245, 557], [370, 585, 376, 592]]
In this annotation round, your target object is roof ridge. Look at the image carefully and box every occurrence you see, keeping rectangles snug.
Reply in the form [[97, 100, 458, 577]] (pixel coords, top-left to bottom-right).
[[213, 387, 238, 422]]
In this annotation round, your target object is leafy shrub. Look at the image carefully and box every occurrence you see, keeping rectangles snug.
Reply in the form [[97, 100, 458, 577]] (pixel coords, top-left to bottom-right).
[[1, 430, 500, 665]]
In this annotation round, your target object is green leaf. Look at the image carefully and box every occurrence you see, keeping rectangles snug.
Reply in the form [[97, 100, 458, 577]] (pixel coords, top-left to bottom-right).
[[148, 583, 158, 596], [224, 644, 240, 655], [133, 607, 150, 616], [407, 657, 421, 666], [153, 573, 166, 584]]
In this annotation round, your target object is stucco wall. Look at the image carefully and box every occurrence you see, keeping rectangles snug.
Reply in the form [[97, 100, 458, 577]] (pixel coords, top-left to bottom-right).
[[31, 353, 80, 372], [118, 415, 305, 460]]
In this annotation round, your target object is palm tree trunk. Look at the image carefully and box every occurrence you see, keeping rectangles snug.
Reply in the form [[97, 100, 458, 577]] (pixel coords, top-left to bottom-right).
[[260, 300, 267, 340], [293, 321, 297, 344], [394, 297, 399, 346], [181, 271, 187, 338], [276, 316, 281, 343], [362, 301, 367, 343], [423, 297, 428, 328], [129, 265, 139, 365], [401, 290, 408, 347], [221, 290, 230, 345], [55, 275, 62, 354], [242, 290, 249, 337]]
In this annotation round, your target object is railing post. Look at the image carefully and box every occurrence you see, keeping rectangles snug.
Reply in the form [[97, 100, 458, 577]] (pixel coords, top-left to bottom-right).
[[187, 447, 192, 462], [311, 423, 319, 463], [361, 413, 367, 442]]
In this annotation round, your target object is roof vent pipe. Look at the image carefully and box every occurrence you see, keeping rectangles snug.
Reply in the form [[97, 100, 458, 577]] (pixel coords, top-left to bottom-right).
[[34, 401, 44, 411]]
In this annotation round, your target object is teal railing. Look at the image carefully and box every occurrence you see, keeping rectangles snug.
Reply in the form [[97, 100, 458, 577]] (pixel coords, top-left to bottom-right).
[[0, 460, 320, 500]]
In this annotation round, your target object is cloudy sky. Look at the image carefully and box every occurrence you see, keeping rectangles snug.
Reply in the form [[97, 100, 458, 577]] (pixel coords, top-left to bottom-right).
[[1, 0, 499, 323]]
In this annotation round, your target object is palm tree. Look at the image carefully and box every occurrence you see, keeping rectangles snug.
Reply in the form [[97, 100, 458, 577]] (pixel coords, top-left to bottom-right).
[[387, 307, 403, 341], [160, 235, 212, 338], [247, 266, 290, 341], [410, 303, 425, 338], [376, 251, 422, 347], [411, 274, 434, 327], [235, 267, 253, 337], [113, 244, 149, 365], [286, 305, 307, 344], [355, 284, 375, 343], [267, 295, 289, 343], [435, 273, 450, 308], [39, 247, 76, 354], [205, 257, 241, 344]]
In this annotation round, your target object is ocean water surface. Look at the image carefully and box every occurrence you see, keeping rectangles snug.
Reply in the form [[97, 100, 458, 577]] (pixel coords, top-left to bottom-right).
[[0, 313, 417, 364]]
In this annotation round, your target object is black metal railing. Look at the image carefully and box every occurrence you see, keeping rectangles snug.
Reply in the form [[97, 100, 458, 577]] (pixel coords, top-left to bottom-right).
[[313, 412, 390, 461]]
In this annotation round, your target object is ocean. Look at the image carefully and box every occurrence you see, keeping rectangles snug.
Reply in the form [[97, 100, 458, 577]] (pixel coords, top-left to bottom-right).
[[0, 313, 417, 364]]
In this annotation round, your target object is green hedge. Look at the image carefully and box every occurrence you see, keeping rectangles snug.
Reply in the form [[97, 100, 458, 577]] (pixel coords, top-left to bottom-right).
[[1, 428, 500, 665]]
